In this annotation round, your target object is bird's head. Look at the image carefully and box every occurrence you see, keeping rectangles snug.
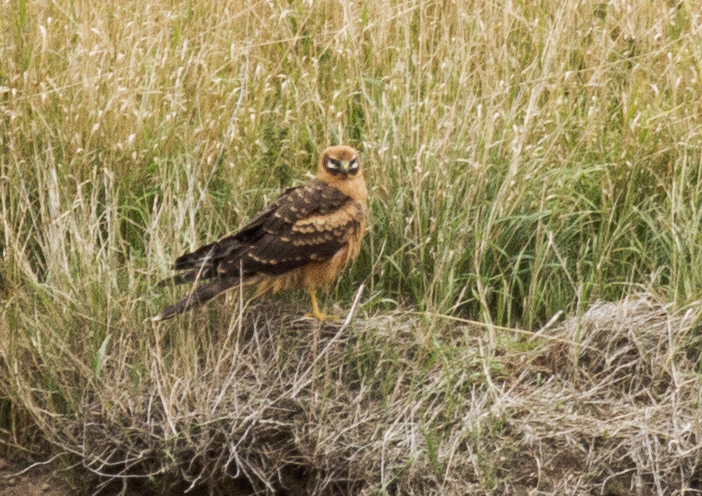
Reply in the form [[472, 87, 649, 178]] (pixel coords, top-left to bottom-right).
[[319, 145, 362, 179]]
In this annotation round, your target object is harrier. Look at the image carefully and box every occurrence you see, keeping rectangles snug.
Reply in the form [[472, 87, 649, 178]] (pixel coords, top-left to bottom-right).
[[153, 145, 367, 322]]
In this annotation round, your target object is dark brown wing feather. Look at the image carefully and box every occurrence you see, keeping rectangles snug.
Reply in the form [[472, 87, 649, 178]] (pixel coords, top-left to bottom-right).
[[170, 179, 356, 278], [154, 179, 361, 320], [218, 200, 364, 277]]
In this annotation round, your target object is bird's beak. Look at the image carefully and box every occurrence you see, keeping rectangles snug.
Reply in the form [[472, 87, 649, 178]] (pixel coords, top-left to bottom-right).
[[340, 161, 351, 173]]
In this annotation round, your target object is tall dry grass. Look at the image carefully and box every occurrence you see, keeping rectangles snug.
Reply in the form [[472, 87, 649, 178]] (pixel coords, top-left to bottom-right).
[[2, 0, 702, 493]]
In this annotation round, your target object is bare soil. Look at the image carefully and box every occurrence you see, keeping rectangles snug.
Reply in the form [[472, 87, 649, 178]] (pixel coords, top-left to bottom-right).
[[0, 458, 74, 496]]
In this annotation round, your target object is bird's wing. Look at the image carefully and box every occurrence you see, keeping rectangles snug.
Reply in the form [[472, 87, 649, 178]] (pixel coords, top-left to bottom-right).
[[166, 179, 361, 282], [217, 179, 363, 277], [164, 189, 294, 279]]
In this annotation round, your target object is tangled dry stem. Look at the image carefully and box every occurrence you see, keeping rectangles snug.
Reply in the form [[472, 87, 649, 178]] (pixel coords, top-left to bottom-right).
[[3, 292, 702, 495]]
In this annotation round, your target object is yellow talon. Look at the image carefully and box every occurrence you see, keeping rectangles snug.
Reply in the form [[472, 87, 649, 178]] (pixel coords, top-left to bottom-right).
[[305, 291, 340, 321]]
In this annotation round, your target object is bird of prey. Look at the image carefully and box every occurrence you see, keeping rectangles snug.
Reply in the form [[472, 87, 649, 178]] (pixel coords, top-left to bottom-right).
[[153, 145, 367, 322]]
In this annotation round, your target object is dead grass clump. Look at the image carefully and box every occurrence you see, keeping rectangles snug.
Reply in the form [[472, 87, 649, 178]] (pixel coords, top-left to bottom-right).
[[4, 292, 702, 494], [537, 293, 693, 398], [3, 301, 462, 495], [501, 292, 702, 494]]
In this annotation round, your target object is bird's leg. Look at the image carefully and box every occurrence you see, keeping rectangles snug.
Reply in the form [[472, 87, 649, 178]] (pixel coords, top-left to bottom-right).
[[305, 291, 339, 321]]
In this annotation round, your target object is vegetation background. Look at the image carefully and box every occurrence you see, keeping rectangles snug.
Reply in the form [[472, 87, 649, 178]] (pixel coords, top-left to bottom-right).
[[2, 0, 702, 494]]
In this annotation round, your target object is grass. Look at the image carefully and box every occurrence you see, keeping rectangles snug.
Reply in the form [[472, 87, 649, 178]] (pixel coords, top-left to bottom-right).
[[2, 0, 702, 494]]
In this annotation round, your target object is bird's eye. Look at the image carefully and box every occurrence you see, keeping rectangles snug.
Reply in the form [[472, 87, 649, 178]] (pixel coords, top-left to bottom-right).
[[327, 159, 340, 169], [348, 159, 358, 169]]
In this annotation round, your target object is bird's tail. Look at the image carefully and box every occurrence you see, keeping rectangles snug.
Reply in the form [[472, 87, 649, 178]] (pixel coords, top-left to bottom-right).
[[157, 268, 215, 287], [152, 277, 240, 322]]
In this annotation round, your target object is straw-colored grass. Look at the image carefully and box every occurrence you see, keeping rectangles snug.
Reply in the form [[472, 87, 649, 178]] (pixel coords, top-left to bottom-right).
[[2, 0, 702, 494]]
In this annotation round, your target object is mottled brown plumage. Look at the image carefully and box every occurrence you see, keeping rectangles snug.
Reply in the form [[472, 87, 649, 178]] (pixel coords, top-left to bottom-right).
[[153, 145, 367, 321]]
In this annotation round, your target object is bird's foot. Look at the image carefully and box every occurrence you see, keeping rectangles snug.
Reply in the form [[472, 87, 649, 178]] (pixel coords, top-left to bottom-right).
[[306, 291, 340, 321], [305, 310, 340, 321]]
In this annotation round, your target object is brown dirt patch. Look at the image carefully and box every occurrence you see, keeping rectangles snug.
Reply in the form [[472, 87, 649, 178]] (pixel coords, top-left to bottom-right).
[[0, 458, 74, 496]]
